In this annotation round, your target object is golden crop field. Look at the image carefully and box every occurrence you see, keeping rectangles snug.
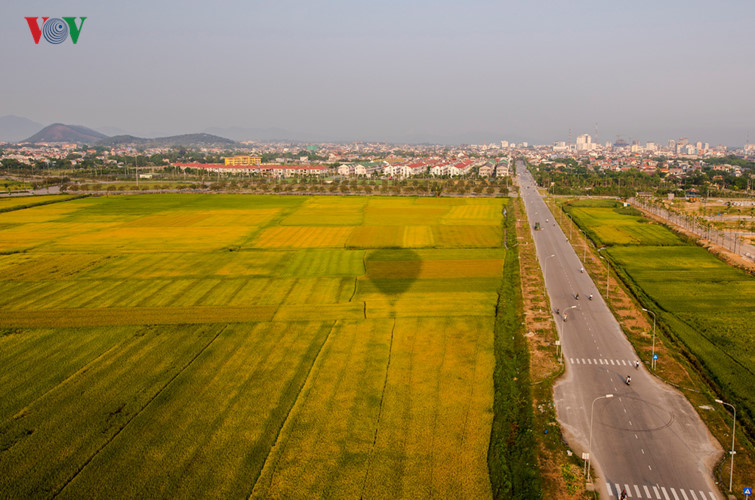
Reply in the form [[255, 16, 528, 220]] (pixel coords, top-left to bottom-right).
[[0, 194, 506, 498]]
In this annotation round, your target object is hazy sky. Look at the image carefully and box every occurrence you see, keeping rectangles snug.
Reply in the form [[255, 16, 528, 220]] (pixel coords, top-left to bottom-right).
[[2, 0, 754, 145]]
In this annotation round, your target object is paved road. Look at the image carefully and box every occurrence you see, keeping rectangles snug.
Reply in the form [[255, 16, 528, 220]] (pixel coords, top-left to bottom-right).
[[516, 161, 723, 499]]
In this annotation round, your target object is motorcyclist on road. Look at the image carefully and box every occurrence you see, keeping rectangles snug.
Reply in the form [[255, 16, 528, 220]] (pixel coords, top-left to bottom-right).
[[626, 375, 631, 385], [575, 293, 579, 300], [588, 294, 593, 301], [620, 489, 627, 500], [580, 267, 584, 273], [635, 360, 640, 369]]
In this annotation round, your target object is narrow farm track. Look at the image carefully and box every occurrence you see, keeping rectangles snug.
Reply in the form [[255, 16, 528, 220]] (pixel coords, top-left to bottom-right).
[[53, 324, 228, 498], [248, 320, 339, 498], [359, 318, 396, 499]]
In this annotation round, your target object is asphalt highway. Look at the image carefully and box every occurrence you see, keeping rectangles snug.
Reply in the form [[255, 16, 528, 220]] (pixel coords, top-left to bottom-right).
[[516, 161, 723, 499]]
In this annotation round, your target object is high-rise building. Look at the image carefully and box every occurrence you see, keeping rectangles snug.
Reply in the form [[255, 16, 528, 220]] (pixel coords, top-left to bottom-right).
[[576, 133, 592, 151]]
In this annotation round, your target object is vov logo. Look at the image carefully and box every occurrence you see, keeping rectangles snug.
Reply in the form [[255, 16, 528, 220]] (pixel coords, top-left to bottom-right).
[[25, 17, 86, 45]]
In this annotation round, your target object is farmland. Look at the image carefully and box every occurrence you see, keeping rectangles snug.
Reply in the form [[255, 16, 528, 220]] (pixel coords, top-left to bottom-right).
[[0, 194, 509, 498], [565, 200, 755, 437]]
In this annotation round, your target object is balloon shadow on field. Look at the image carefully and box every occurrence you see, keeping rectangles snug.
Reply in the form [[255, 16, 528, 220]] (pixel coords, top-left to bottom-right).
[[363, 248, 422, 315]]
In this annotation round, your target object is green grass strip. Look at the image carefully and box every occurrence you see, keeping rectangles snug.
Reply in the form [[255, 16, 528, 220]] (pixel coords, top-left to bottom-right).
[[487, 200, 542, 499]]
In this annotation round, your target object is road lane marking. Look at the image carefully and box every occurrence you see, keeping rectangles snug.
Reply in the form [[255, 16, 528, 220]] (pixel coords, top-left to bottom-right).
[[654, 486, 660, 499], [707, 493, 716, 500], [680, 489, 689, 500], [625, 484, 633, 497], [640, 448, 644, 453], [644, 485, 651, 497], [634, 485, 642, 498], [587, 359, 592, 364], [607, 482, 614, 496], [690, 491, 698, 500], [670, 487, 680, 500], [610, 359, 615, 365], [661, 486, 670, 500]]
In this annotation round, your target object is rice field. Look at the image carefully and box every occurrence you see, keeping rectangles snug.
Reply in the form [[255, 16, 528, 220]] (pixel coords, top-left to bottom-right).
[[0, 194, 506, 498], [566, 202, 682, 246]]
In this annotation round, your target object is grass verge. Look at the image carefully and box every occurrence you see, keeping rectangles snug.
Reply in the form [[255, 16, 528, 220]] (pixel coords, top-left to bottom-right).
[[487, 198, 542, 499]]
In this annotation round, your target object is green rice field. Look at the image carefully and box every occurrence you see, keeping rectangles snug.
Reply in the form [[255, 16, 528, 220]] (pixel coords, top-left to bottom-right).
[[0, 194, 506, 498], [567, 200, 755, 436]]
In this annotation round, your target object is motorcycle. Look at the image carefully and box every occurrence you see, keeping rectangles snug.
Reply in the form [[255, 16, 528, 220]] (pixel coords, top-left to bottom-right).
[[625, 376, 631, 386]]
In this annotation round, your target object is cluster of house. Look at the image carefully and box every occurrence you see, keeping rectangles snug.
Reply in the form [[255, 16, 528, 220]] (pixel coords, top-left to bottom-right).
[[174, 162, 328, 177], [174, 157, 511, 179]]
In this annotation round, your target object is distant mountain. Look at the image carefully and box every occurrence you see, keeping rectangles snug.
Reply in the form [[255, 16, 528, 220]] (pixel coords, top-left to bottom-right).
[[203, 126, 296, 142], [97, 132, 236, 148], [0, 115, 45, 142], [23, 123, 108, 144], [96, 126, 130, 137]]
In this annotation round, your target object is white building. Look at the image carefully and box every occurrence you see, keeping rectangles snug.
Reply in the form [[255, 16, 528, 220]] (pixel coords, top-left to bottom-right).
[[576, 134, 593, 151]]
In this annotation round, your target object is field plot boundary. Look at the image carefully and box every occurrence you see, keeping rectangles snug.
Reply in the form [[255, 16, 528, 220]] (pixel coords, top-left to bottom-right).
[[0, 305, 277, 328], [249, 320, 339, 497], [53, 325, 229, 497]]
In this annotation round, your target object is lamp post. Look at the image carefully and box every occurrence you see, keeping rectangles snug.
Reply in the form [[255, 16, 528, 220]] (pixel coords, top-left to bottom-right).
[[642, 308, 657, 370], [587, 394, 614, 482], [715, 399, 736, 493], [598, 248, 609, 299], [544, 254, 555, 279], [564, 304, 577, 323]]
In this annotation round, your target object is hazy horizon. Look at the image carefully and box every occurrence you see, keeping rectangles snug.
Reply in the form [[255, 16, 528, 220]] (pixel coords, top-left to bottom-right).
[[2, 1, 754, 146]]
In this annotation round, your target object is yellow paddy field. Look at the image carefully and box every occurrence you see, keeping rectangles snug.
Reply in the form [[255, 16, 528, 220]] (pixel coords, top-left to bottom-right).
[[0, 194, 506, 498]]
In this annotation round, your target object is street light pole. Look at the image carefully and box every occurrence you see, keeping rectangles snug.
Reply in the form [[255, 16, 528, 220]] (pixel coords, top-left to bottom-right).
[[544, 253, 555, 279], [642, 308, 657, 370], [715, 399, 736, 493], [598, 248, 610, 299], [587, 393, 614, 482]]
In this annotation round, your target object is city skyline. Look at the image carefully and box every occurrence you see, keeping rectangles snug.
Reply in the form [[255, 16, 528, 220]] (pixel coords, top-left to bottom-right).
[[2, 0, 754, 146]]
